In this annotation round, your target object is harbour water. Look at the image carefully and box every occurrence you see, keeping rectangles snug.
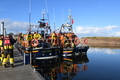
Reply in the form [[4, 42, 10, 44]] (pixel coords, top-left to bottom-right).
[[35, 47, 120, 80]]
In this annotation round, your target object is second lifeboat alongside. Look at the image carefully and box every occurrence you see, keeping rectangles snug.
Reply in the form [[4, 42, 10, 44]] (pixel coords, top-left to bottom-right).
[[50, 11, 89, 56], [16, 12, 61, 65]]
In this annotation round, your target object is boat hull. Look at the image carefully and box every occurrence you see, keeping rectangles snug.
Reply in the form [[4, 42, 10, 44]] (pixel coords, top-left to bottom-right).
[[22, 47, 61, 65], [61, 46, 89, 56]]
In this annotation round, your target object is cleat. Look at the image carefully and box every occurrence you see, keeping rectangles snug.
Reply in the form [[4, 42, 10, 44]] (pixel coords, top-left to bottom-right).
[[0, 62, 2, 65], [3, 64, 6, 68], [11, 64, 14, 68]]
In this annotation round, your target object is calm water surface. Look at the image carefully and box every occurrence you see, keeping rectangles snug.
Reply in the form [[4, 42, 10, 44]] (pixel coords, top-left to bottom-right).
[[37, 47, 120, 80]]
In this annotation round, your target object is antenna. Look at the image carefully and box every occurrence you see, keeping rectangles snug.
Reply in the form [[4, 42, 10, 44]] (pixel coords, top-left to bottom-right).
[[41, 9, 45, 20], [53, 8, 56, 30], [69, 9, 72, 15], [62, 9, 72, 25], [42, 12, 45, 21], [68, 9, 72, 25], [29, 0, 31, 28], [62, 7, 64, 24], [44, 0, 50, 26]]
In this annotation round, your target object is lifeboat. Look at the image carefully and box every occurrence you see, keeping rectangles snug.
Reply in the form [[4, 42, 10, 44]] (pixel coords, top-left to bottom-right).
[[16, 12, 61, 65], [53, 10, 89, 56]]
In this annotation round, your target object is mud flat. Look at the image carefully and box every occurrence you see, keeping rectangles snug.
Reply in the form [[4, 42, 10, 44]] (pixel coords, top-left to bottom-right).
[[83, 39, 120, 48]]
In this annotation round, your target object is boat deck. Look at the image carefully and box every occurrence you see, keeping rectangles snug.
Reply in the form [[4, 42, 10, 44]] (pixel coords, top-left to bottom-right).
[[0, 48, 44, 80]]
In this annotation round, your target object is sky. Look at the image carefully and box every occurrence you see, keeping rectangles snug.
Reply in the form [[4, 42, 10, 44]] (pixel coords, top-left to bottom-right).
[[0, 0, 120, 37]]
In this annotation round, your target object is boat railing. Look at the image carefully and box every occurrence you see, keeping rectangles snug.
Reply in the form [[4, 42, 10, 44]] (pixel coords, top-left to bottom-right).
[[63, 39, 74, 48], [78, 42, 87, 46], [79, 39, 88, 46], [63, 39, 88, 47]]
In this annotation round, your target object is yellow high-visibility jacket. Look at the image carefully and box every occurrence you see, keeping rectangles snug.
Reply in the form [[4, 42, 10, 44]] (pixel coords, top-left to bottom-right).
[[52, 33, 57, 39], [33, 34, 41, 40], [4, 45, 13, 49], [26, 34, 32, 41], [0, 39, 3, 47]]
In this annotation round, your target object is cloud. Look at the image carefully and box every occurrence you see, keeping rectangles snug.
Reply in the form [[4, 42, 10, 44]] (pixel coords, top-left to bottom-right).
[[115, 32, 120, 36], [0, 18, 120, 37], [74, 25, 119, 37], [0, 18, 29, 34], [104, 26, 118, 31]]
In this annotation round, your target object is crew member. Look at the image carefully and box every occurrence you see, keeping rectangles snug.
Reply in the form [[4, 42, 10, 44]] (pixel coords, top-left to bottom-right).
[[26, 32, 32, 47], [41, 30, 45, 38], [0, 35, 4, 64], [51, 31, 57, 47], [19, 33, 24, 41], [71, 40, 75, 48], [71, 33, 76, 48], [64, 34, 69, 48], [2, 34, 16, 68], [33, 32, 41, 40]]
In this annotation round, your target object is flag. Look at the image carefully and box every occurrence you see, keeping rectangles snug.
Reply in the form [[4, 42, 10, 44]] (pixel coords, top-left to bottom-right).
[[46, 22, 48, 26], [72, 19, 74, 24], [28, 29, 31, 31]]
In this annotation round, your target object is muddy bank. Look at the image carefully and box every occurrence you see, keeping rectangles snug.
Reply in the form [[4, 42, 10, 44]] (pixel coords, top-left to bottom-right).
[[81, 39, 120, 48]]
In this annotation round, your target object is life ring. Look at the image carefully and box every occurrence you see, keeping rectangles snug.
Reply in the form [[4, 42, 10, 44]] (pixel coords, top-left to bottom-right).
[[30, 39, 38, 47], [74, 66, 80, 73], [82, 65, 88, 71], [74, 37, 80, 45], [83, 38, 88, 44]]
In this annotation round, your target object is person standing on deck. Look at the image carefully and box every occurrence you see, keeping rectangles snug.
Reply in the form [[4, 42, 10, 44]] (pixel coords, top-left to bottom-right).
[[33, 32, 41, 40], [33, 32, 42, 47], [26, 32, 33, 47], [2, 34, 16, 68], [64, 34, 69, 48], [19, 33, 24, 41], [51, 31, 57, 47]]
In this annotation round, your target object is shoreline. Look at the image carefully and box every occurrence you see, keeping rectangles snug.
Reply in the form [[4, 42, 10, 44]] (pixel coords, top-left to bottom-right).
[[87, 43, 120, 49], [80, 38, 120, 48]]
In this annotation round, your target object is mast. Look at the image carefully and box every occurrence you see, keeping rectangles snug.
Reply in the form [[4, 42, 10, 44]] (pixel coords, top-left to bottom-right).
[[1, 22, 4, 35], [59, 9, 74, 33], [41, 11, 45, 22], [68, 9, 72, 25], [28, 0, 31, 34], [45, 0, 50, 26]]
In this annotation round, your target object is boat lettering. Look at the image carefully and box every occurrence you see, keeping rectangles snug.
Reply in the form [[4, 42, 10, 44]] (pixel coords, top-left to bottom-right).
[[47, 50, 51, 52], [42, 51, 46, 52]]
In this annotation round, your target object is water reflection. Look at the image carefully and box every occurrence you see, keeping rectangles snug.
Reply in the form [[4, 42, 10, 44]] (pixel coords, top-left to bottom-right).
[[88, 44, 120, 49], [60, 53, 89, 80], [34, 52, 89, 80], [88, 47, 118, 54], [86, 47, 120, 80], [34, 56, 62, 80]]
